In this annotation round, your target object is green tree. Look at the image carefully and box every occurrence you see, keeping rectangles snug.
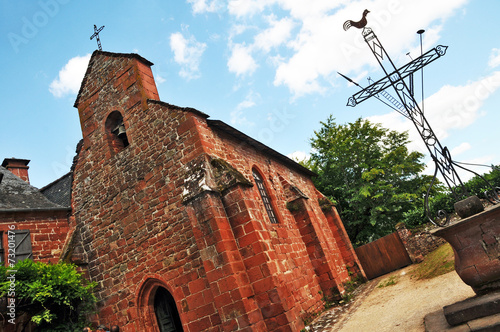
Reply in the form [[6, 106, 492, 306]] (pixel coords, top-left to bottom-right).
[[307, 116, 434, 246], [464, 164, 500, 199], [0, 260, 96, 331]]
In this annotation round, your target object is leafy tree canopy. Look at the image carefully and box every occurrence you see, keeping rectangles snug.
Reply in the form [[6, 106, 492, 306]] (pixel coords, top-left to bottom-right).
[[306, 116, 435, 246]]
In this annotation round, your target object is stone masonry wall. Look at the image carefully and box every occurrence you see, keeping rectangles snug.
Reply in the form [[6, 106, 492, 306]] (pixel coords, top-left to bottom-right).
[[396, 223, 447, 263], [73, 53, 212, 331], [0, 210, 70, 264], [191, 120, 361, 328], [71, 51, 362, 331]]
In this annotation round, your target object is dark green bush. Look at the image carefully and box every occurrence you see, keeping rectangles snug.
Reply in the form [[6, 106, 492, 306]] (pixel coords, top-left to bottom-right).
[[464, 165, 500, 199], [402, 165, 500, 227], [0, 260, 96, 331]]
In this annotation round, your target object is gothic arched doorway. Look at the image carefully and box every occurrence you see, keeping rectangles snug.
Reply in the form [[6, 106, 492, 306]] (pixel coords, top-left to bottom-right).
[[153, 287, 183, 332]]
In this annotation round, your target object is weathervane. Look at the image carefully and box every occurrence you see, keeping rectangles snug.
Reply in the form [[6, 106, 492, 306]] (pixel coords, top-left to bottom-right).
[[340, 10, 499, 226], [343, 9, 370, 30], [90, 24, 105, 51]]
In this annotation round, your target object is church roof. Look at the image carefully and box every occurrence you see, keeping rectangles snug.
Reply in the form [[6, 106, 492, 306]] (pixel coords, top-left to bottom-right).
[[40, 172, 72, 208], [208, 120, 316, 177], [0, 166, 69, 212]]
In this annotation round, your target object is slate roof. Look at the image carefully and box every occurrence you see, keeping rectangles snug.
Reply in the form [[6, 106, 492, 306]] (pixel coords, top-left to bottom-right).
[[0, 166, 68, 212], [207, 120, 317, 177], [40, 172, 72, 208]]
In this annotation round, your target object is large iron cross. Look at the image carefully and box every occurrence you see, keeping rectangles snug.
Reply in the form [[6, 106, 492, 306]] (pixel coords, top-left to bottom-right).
[[343, 25, 474, 225], [342, 12, 499, 225], [346, 26, 465, 195], [90, 24, 105, 51]]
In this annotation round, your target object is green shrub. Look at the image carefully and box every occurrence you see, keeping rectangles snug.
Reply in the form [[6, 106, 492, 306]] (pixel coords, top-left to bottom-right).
[[464, 165, 500, 199], [0, 260, 96, 331]]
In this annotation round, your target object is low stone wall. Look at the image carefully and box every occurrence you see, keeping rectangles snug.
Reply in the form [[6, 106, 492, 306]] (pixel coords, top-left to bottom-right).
[[396, 223, 447, 263]]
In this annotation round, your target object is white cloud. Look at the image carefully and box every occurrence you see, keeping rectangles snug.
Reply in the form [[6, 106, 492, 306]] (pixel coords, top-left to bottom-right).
[[230, 109, 255, 127], [49, 54, 91, 98], [366, 71, 500, 154], [237, 98, 256, 110], [425, 71, 500, 135], [488, 48, 500, 68], [228, 0, 274, 18], [155, 74, 166, 84], [287, 150, 310, 162], [222, 0, 468, 97], [454, 155, 496, 182], [254, 15, 295, 52], [230, 91, 260, 126], [227, 43, 258, 76], [283, 0, 468, 96], [188, 0, 224, 14], [170, 31, 207, 80], [451, 142, 471, 156]]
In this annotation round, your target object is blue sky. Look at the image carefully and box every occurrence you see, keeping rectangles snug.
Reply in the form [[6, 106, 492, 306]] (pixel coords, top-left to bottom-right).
[[1, 0, 499, 189]]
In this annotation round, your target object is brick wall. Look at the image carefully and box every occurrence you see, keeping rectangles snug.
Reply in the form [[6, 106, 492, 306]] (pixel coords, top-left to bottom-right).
[[0, 210, 70, 264], [71, 51, 362, 331]]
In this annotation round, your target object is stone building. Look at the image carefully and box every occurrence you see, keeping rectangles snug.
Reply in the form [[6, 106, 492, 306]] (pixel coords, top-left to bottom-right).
[[0, 159, 70, 266], [2, 50, 365, 331]]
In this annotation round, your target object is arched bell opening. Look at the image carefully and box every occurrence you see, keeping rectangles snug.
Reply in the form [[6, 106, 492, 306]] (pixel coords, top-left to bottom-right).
[[105, 111, 129, 153]]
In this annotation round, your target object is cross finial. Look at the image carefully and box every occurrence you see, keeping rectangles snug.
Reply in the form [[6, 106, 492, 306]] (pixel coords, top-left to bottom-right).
[[90, 24, 105, 51]]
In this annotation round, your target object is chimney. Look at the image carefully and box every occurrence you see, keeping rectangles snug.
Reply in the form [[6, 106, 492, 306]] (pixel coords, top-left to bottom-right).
[[2, 158, 30, 183]]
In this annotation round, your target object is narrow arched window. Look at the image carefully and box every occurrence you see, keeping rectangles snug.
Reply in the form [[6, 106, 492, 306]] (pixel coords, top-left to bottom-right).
[[252, 169, 279, 224]]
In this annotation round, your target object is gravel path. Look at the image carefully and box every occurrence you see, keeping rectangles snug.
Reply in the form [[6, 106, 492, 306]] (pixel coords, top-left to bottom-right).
[[308, 266, 475, 332]]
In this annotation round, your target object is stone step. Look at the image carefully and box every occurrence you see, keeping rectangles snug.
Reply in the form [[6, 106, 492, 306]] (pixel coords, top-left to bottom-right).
[[444, 292, 500, 326], [468, 313, 500, 332], [425, 309, 500, 331]]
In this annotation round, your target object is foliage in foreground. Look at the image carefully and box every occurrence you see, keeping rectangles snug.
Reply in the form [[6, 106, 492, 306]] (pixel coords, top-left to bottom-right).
[[403, 165, 500, 229], [0, 260, 96, 331]]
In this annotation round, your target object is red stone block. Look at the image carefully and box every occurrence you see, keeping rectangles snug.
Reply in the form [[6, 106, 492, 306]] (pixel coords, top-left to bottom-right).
[[218, 276, 239, 293], [196, 303, 216, 319], [260, 303, 285, 319], [188, 278, 208, 294], [247, 266, 263, 282], [213, 292, 232, 309], [221, 318, 239, 332], [187, 316, 212, 332], [252, 276, 275, 294]]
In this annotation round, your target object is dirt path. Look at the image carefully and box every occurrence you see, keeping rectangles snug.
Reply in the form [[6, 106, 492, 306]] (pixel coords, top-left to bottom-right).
[[308, 266, 476, 332]]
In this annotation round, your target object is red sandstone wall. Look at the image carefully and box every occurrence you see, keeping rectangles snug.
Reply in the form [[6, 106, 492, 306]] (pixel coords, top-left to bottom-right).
[[0, 211, 70, 264], [71, 51, 361, 331], [73, 53, 218, 331], [192, 120, 356, 325]]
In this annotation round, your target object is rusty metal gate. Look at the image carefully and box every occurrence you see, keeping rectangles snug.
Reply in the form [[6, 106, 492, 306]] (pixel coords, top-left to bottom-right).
[[355, 231, 412, 280]]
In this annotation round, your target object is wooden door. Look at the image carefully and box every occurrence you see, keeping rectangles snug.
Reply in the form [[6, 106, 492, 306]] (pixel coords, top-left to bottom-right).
[[154, 287, 183, 332], [355, 231, 412, 280]]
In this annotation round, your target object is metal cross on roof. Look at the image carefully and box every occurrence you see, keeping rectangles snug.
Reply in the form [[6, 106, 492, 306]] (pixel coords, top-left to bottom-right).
[[90, 24, 105, 51], [340, 12, 499, 226]]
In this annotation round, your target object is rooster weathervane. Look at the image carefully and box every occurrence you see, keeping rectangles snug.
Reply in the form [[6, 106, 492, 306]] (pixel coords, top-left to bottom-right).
[[343, 9, 369, 30], [339, 10, 500, 226]]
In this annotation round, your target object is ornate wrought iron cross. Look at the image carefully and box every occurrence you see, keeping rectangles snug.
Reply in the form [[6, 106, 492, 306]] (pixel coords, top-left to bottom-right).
[[341, 16, 499, 225], [90, 24, 105, 51]]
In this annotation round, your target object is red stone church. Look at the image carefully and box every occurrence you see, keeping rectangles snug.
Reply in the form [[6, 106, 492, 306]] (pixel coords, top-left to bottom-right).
[[0, 50, 365, 331]]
